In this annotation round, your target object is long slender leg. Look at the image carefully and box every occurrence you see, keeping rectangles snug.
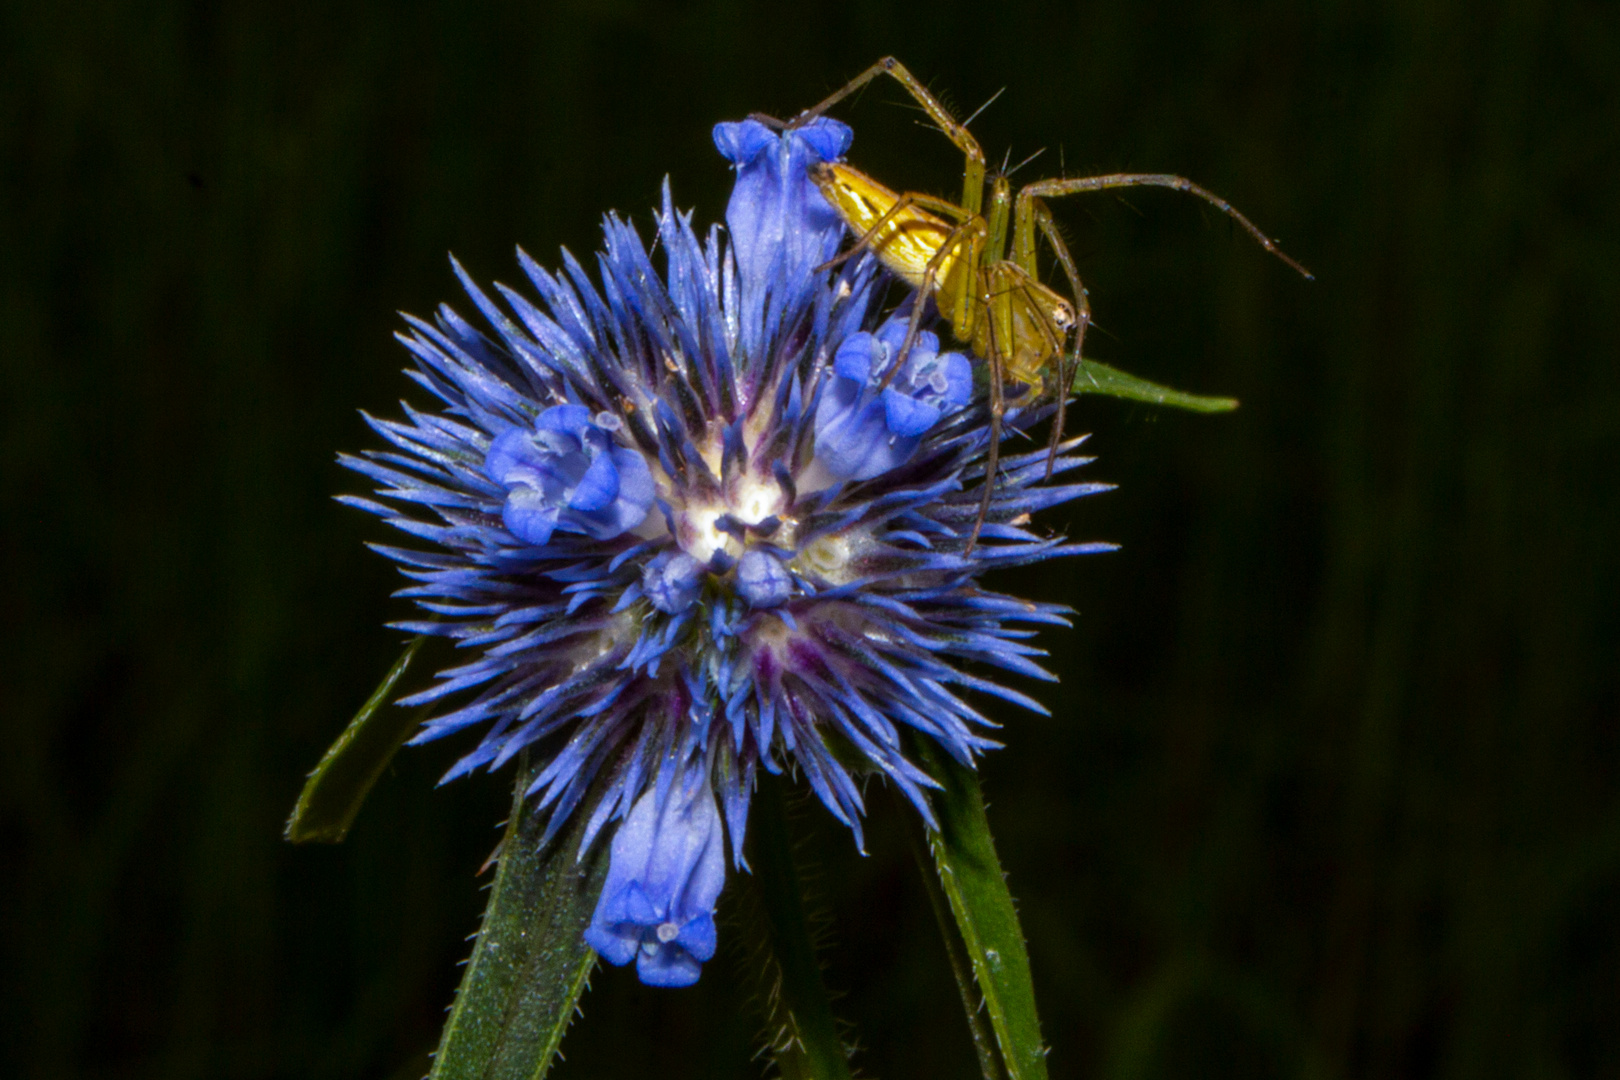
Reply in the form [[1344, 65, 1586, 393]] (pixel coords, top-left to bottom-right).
[[793, 58, 907, 125], [998, 274, 1071, 477], [965, 286, 1004, 553], [879, 218, 984, 393], [1032, 201, 1092, 478], [1016, 174, 1313, 279], [792, 57, 987, 218]]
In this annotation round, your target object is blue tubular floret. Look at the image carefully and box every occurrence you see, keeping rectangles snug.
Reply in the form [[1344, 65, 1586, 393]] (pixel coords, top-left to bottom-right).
[[485, 405, 655, 546], [813, 308, 974, 481], [585, 759, 727, 987]]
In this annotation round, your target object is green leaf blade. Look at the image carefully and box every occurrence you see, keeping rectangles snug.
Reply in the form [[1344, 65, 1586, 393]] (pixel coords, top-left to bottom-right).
[[1072, 357, 1239, 413], [428, 764, 609, 1080], [285, 636, 429, 844], [914, 738, 1049, 1080]]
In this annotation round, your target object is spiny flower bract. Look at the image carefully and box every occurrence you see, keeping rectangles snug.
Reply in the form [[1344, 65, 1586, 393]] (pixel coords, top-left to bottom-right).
[[341, 116, 1113, 986]]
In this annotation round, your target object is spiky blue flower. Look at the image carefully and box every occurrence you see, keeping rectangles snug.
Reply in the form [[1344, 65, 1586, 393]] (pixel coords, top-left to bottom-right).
[[341, 117, 1114, 987]]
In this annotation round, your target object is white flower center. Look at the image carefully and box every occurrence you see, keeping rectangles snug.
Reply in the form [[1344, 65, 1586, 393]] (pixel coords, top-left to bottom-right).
[[677, 471, 792, 563], [733, 474, 784, 525], [682, 505, 730, 562], [656, 921, 680, 943], [797, 532, 858, 583]]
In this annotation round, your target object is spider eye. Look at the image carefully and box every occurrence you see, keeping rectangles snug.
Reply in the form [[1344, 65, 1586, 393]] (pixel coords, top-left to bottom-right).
[[1052, 300, 1077, 331]]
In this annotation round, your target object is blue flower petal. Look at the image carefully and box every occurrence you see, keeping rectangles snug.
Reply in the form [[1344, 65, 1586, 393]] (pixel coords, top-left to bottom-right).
[[883, 386, 944, 438], [636, 940, 703, 988], [570, 448, 621, 512], [814, 311, 976, 480], [484, 426, 534, 486], [586, 760, 727, 987], [501, 486, 560, 546], [833, 332, 878, 383], [674, 910, 717, 962], [715, 117, 853, 357], [536, 402, 594, 437], [710, 119, 776, 169], [486, 405, 653, 544]]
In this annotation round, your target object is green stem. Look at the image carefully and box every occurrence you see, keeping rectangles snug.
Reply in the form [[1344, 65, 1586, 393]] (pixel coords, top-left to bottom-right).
[[751, 774, 853, 1080], [428, 760, 608, 1080]]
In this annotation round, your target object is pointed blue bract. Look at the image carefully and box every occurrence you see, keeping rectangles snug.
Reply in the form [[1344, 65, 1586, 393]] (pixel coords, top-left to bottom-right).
[[343, 117, 1114, 987], [585, 762, 726, 986]]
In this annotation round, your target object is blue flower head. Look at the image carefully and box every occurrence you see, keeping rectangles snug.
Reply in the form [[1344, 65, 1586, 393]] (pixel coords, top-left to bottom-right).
[[342, 118, 1113, 987]]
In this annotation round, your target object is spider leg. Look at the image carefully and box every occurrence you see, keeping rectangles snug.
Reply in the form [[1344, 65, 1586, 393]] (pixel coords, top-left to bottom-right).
[[967, 272, 1015, 554], [793, 57, 988, 217], [879, 218, 983, 392], [1032, 200, 1092, 478], [1018, 173, 1313, 279], [969, 336, 1003, 555]]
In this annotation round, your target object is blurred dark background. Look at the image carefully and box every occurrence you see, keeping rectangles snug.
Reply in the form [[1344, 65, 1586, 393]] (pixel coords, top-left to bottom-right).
[[4, 1, 1617, 1077]]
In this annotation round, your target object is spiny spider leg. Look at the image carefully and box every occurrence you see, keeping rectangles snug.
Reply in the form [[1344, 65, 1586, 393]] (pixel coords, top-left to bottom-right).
[[1031, 201, 1093, 479], [1018, 173, 1314, 280], [793, 57, 987, 215], [879, 217, 984, 394], [970, 300, 1009, 554]]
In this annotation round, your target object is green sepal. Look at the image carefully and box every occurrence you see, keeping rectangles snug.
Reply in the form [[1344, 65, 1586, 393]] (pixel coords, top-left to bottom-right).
[[428, 760, 609, 1080], [1072, 357, 1239, 413], [913, 736, 1049, 1080], [285, 636, 429, 843], [749, 774, 854, 1080]]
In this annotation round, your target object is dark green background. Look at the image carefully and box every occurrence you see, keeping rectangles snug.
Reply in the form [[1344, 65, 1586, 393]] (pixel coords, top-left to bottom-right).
[[4, 1, 1616, 1077]]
